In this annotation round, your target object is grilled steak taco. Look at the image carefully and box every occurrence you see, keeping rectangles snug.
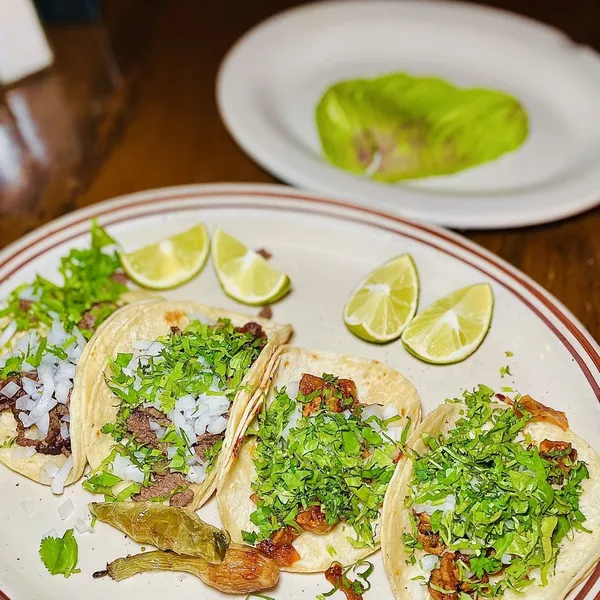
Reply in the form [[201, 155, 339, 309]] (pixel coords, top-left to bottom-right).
[[0, 221, 152, 491], [83, 300, 292, 510], [381, 386, 600, 600], [217, 345, 421, 572]]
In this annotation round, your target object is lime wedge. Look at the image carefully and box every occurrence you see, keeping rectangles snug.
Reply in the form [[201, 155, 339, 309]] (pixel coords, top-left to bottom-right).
[[211, 229, 290, 305], [119, 224, 209, 290], [401, 283, 494, 364], [343, 254, 419, 343]]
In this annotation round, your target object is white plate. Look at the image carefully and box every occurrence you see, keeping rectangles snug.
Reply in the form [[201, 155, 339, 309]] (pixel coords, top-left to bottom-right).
[[217, 1, 600, 229], [0, 184, 598, 600]]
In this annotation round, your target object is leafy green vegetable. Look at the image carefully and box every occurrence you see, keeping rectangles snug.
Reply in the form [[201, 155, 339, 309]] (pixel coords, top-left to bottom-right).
[[404, 385, 590, 597], [500, 365, 512, 378], [248, 378, 403, 547], [39, 529, 80, 577], [316, 72, 528, 182], [0, 219, 125, 343]]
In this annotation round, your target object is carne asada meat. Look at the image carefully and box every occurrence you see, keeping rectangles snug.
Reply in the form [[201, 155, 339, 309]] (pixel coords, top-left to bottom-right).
[[255, 248, 272, 260], [415, 511, 445, 555], [194, 432, 225, 461], [258, 305, 273, 319], [299, 373, 358, 417], [295, 505, 333, 534], [125, 408, 169, 448], [16, 403, 71, 456], [18, 299, 33, 313], [132, 471, 193, 506], [256, 526, 301, 567], [235, 322, 267, 340], [169, 487, 195, 507]]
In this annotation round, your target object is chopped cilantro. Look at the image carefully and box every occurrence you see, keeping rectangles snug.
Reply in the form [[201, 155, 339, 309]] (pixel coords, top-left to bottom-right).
[[0, 220, 125, 342], [405, 385, 590, 596], [249, 380, 404, 547], [500, 386, 514, 392], [505, 351, 514, 357], [499, 365, 512, 378], [39, 529, 80, 577]]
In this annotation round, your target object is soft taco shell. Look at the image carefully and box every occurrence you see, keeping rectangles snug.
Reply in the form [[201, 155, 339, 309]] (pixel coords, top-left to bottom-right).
[[83, 300, 292, 509], [0, 293, 157, 486], [381, 402, 600, 600], [217, 345, 422, 572]]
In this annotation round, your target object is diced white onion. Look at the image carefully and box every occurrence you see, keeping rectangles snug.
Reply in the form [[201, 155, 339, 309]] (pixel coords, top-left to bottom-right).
[[48, 318, 68, 347], [21, 377, 39, 396], [0, 321, 17, 347], [18, 412, 35, 428], [71, 326, 87, 350], [34, 411, 50, 437], [61, 414, 70, 423], [286, 380, 300, 400], [13, 446, 36, 459], [111, 453, 145, 484], [18, 286, 41, 302], [207, 415, 228, 435], [54, 380, 72, 405], [44, 462, 60, 478], [15, 395, 33, 411], [51, 455, 73, 495], [281, 406, 301, 440], [413, 495, 456, 515], [421, 554, 439, 573], [145, 342, 164, 357], [186, 464, 206, 484], [1, 381, 20, 398], [42, 528, 58, 539], [501, 553, 512, 564], [58, 499, 74, 520], [20, 500, 36, 515], [60, 422, 70, 440], [75, 518, 90, 534], [37, 364, 55, 397]]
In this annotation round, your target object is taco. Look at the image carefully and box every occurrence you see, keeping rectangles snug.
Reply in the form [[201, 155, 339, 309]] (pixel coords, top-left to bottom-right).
[[0, 221, 153, 490], [381, 386, 600, 600], [82, 300, 292, 510], [217, 345, 421, 572]]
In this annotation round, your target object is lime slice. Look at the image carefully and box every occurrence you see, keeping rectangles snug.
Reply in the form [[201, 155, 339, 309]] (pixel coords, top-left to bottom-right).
[[401, 283, 494, 364], [211, 229, 290, 305], [343, 254, 419, 343], [120, 224, 209, 290]]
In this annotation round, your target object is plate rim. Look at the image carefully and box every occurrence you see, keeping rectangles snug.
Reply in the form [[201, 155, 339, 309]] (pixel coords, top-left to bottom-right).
[[0, 182, 598, 599], [216, 0, 600, 229]]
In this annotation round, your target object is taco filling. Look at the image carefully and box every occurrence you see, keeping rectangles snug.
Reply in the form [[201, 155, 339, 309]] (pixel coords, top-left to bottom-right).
[[242, 372, 408, 567], [403, 387, 590, 599], [84, 318, 268, 506], [0, 221, 128, 490]]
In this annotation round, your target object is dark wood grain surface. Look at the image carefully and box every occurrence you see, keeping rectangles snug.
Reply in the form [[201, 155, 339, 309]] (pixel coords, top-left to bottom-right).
[[0, 0, 598, 341]]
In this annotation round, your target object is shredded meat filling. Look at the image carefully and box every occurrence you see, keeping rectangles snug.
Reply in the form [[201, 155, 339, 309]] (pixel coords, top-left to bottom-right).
[[295, 505, 333, 534], [132, 471, 192, 506], [1, 374, 71, 455], [194, 432, 225, 461], [125, 408, 169, 448], [235, 322, 267, 340], [415, 511, 445, 555], [256, 526, 301, 567], [299, 373, 358, 417]]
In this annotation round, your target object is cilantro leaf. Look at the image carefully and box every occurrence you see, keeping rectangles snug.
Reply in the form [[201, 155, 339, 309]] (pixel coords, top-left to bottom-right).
[[39, 529, 80, 577]]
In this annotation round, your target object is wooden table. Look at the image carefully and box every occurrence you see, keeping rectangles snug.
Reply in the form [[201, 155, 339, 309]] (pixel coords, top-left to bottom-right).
[[1, 0, 598, 341]]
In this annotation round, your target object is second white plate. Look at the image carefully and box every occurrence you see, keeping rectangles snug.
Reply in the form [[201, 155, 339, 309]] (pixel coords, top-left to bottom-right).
[[217, 0, 600, 229]]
